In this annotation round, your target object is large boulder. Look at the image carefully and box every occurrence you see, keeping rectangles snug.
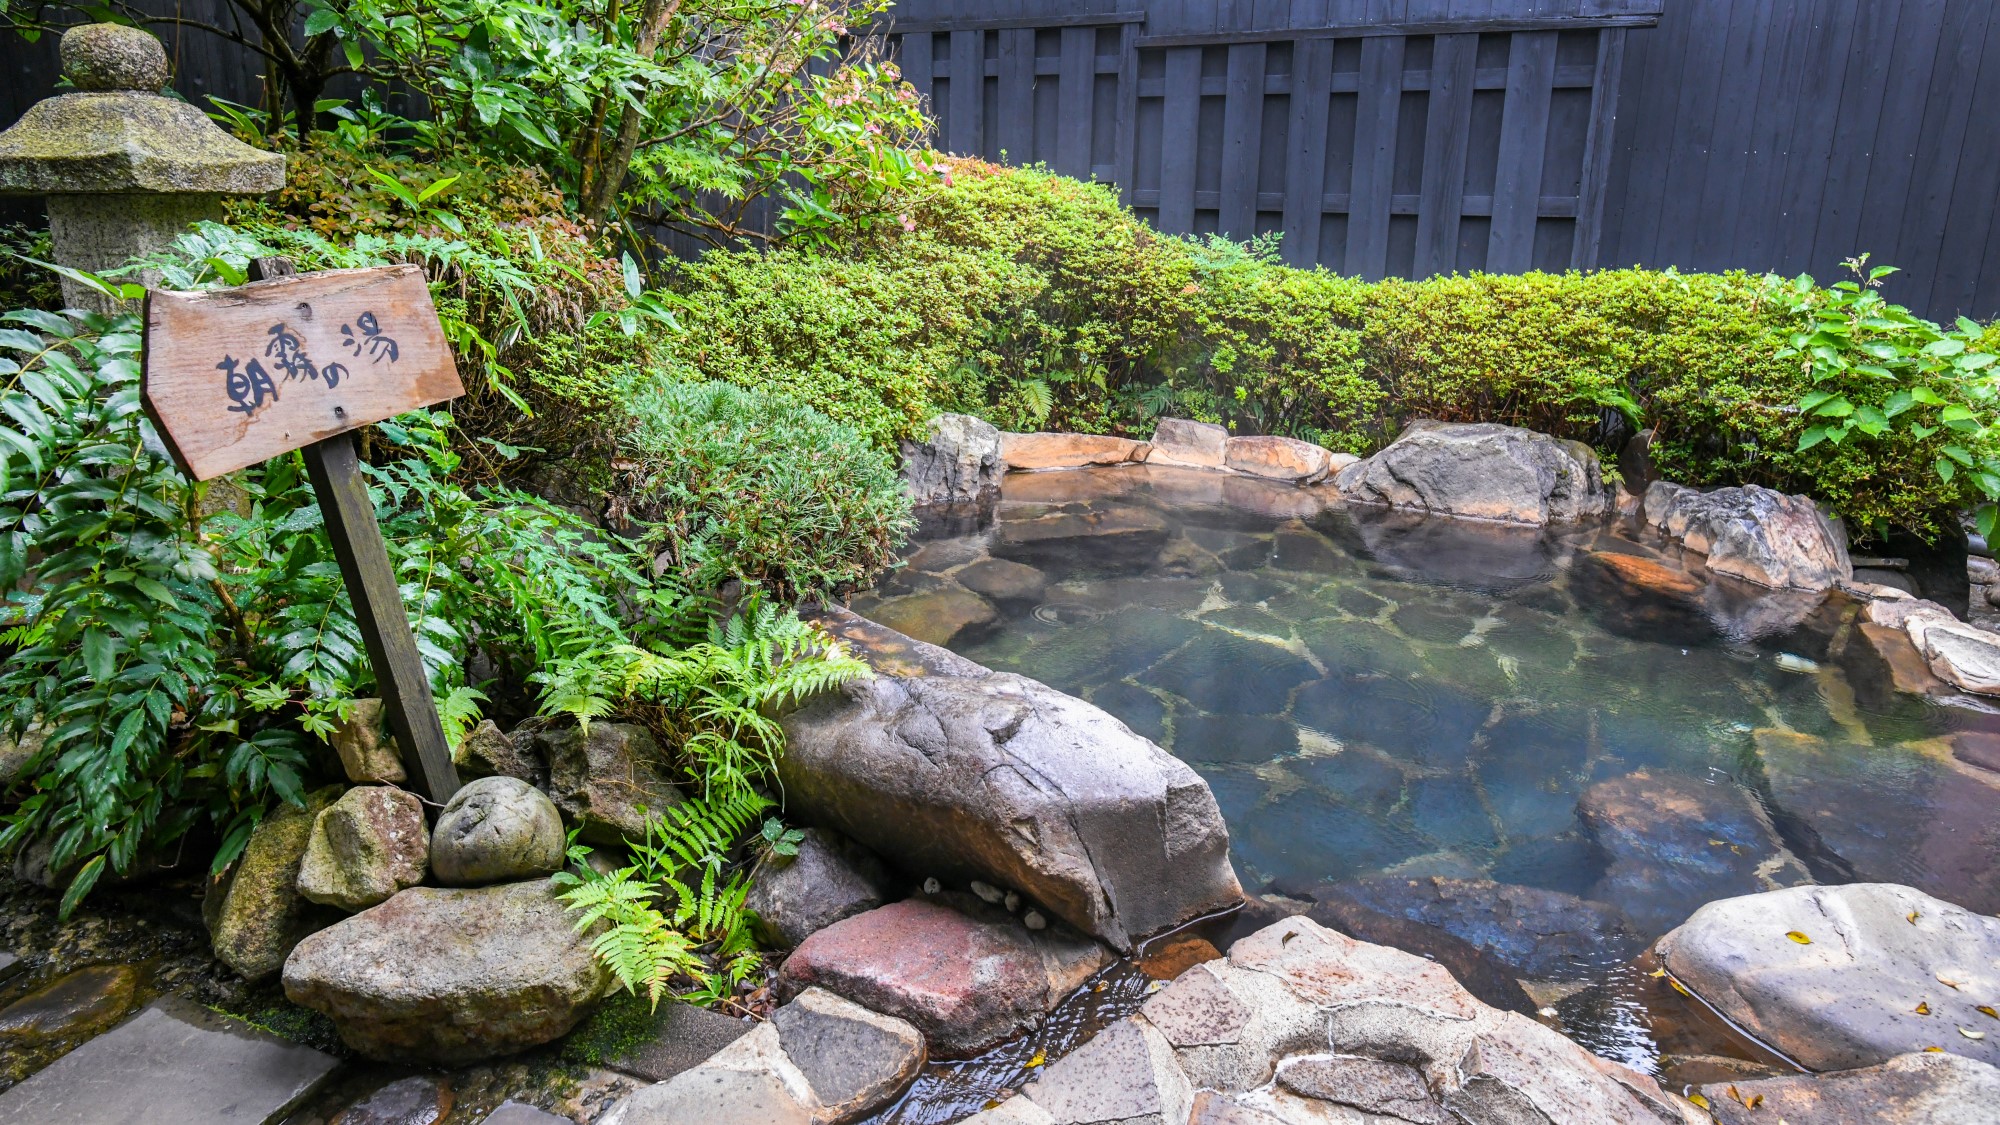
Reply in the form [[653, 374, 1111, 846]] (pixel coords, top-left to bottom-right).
[[1224, 435, 1338, 484], [1149, 418, 1230, 469], [999, 431, 1150, 471], [1698, 1051, 2000, 1125], [1578, 770, 1812, 937], [965, 917, 1698, 1125], [901, 413, 1003, 509], [1643, 481, 1852, 590], [745, 828, 896, 948], [457, 720, 544, 788], [1656, 883, 2000, 1073], [282, 878, 611, 1063], [296, 785, 428, 912], [779, 607, 1243, 952], [604, 988, 924, 1125], [1332, 420, 1612, 526], [205, 786, 342, 981], [429, 776, 567, 887], [775, 897, 1110, 1057], [539, 722, 684, 846]]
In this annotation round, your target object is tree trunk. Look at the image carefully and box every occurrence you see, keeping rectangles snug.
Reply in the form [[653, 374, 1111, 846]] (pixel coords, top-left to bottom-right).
[[578, 0, 681, 227]]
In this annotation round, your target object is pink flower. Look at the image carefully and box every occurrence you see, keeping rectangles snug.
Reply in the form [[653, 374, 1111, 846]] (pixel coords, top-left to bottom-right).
[[900, 214, 916, 232], [866, 122, 882, 135]]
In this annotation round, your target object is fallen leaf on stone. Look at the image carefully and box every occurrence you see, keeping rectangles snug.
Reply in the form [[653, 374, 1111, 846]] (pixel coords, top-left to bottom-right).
[[1687, 1093, 1710, 1109], [1726, 1084, 1744, 1104], [1092, 982, 1107, 993], [1916, 1001, 1932, 1015], [1938, 973, 1963, 990], [1649, 968, 1667, 979], [1670, 978, 1691, 997], [1963, 1029, 1988, 1040], [1926, 1046, 1946, 1052], [1281, 930, 1297, 945], [1908, 910, 1921, 923], [982, 1101, 1001, 1111], [1026, 1051, 1046, 1068], [1978, 1006, 1998, 1020], [1748, 1094, 1765, 1108], [1786, 931, 1812, 944]]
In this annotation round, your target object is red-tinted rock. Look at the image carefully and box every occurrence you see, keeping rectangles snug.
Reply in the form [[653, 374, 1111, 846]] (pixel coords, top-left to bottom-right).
[[774, 899, 1110, 1057], [1224, 435, 1335, 483], [999, 432, 1149, 470]]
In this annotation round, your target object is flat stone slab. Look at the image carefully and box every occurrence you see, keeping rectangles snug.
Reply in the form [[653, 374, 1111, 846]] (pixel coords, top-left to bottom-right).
[[1699, 1052, 2000, 1125], [0, 994, 337, 1124], [1658, 883, 2000, 1072], [603, 1000, 754, 1083], [481, 1102, 572, 1124], [0, 950, 22, 983]]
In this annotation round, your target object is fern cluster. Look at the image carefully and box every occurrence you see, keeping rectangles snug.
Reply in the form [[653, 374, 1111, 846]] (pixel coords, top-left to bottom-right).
[[553, 790, 775, 1010]]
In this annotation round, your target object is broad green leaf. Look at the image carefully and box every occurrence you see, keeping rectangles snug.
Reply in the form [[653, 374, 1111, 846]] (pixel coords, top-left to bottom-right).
[[303, 7, 339, 36], [81, 628, 115, 682], [1814, 397, 1855, 418], [1798, 426, 1829, 451], [1938, 458, 1957, 483]]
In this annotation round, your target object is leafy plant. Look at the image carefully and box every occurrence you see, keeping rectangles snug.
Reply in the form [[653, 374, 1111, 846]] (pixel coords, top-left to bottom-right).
[[1768, 256, 2000, 537], [553, 788, 772, 1010]]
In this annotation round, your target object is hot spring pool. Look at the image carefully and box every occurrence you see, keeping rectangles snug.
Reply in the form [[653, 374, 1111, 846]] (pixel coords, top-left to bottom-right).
[[850, 463, 2000, 1108]]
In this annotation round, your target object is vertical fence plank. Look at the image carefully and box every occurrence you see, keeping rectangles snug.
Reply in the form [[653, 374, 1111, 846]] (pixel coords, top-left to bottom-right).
[[1158, 46, 1204, 234], [1488, 31, 1558, 273], [998, 28, 1036, 163], [1346, 35, 1407, 281], [1572, 29, 1626, 268], [1282, 36, 1334, 267], [901, 32, 935, 140], [948, 29, 984, 156], [1219, 42, 1269, 239], [1415, 33, 1479, 277], [1057, 27, 1098, 178], [1899, 0, 1991, 313], [1116, 21, 1142, 203]]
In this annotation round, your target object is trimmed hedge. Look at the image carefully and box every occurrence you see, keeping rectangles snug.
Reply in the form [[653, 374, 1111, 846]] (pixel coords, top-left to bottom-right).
[[644, 159, 1994, 536]]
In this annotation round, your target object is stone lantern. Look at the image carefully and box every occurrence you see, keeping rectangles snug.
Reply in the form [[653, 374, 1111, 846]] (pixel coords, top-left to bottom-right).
[[0, 23, 285, 312]]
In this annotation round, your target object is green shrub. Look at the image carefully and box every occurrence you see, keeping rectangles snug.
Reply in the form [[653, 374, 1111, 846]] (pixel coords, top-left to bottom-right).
[[622, 380, 914, 600], [653, 159, 1993, 536]]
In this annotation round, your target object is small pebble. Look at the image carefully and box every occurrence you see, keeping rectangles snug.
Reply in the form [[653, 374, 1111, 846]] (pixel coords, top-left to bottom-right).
[[1004, 892, 1020, 912], [970, 880, 1003, 904], [1023, 910, 1046, 931], [922, 877, 941, 895]]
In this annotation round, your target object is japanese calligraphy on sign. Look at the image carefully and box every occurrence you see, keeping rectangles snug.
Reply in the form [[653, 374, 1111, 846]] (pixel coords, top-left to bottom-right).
[[142, 265, 463, 481]]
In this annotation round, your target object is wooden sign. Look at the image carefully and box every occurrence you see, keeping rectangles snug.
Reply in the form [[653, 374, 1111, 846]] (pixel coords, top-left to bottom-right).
[[140, 258, 464, 804], [142, 264, 464, 481]]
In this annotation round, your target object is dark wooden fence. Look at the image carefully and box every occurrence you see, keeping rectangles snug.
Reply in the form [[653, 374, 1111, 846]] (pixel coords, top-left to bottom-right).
[[4, 1, 1999, 317], [880, 0, 1661, 279]]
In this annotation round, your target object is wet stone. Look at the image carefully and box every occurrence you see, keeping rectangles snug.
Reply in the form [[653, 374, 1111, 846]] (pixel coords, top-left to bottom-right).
[[1145, 630, 1319, 715], [0, 962, 139, 1044], [1139, 965, 1251, 1047], [1698, 1052, 2000, 1125], [0, 995, 337, 1124], [956, 557, 1047, 602], [1326, 877, 1645, 979], [1172, 713, 1298, 766], [334, 1075, 450, 1124], [481, 1103, 570, 1124], [1274, 1054, 1447, 1124], [1290, 747, 1407, 809]]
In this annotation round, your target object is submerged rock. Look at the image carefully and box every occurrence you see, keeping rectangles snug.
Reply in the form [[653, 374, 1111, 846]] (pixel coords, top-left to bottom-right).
[[539, 722, 683, 846], [1657, 883, 2000, 1073], [999, 431, 1150, 470], [1643, 481, 1851, 590], [296, 785, 428, 912], [429, 776, 566, 887], [1756, 729, 2000, 914], [1698, 1052, 2000, 1125], [902, 413, 1003, 509], [745, 827, 896, 948], [1577, 770, 1811, 937], [1332, 420, 1612, 526], [954, 557, 1047, 602], [205, 786, 342, 981], [1326, 876, 1646, 979], [282, 878, 610, 1063], [774, 897, 1109, 1057], [864, 587, 995, 647], [780, 607, 1243, 952], [0, 964, 139, 1045]]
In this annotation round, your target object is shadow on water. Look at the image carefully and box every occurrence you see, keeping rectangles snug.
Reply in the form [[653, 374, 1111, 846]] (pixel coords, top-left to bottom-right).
[[857, 465, 2000, 1095]]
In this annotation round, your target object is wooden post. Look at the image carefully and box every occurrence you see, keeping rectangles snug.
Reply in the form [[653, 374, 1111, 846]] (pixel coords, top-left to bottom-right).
[[246, 256, 460, 803], [299, 430, 461, 803]]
